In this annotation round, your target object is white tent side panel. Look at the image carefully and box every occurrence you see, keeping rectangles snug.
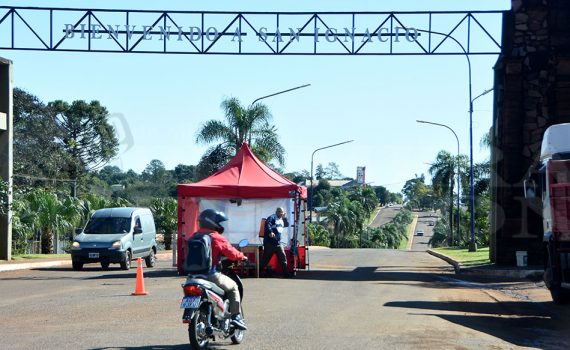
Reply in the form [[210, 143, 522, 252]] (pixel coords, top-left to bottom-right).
[[199, 198, 303, 247]]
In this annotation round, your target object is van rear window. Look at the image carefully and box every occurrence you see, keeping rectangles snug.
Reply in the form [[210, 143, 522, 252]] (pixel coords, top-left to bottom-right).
[[84, 217, 131, 234]]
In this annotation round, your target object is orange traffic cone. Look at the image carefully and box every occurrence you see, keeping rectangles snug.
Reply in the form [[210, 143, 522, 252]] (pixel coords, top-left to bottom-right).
[[132, 257, 149, 296]]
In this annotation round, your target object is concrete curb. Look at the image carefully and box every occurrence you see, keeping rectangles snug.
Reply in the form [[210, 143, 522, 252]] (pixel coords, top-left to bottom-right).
[[0, 260, 71, 272], [0, 251, 174, 273], [427, 249, 460, 273], [427, 249, 543, 279]]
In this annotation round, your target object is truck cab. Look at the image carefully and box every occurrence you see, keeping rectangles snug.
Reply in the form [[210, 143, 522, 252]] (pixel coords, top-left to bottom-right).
[[525, 123, 570, 304]]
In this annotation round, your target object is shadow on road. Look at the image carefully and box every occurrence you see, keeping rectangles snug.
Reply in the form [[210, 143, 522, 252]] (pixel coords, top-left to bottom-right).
[[384, 300, 550, 316], [0, 274, 77, 281], [85, 269, 180, 279], [384, 300, 570, 348], [22, 267, 181, 280], [297, 266, 450, 285], [91, 343, 232, 350]]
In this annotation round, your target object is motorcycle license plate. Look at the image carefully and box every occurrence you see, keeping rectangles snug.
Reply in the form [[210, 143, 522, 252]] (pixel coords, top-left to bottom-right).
[[89, 252, 99, 259], [180, 296, 201, 309]]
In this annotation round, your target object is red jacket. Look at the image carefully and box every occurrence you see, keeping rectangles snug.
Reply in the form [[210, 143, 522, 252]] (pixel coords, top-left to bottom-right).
[[191, 229, 244, 268]]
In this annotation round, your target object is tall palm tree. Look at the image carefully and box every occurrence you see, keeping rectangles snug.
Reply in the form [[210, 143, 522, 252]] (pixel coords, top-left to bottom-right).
[[325, 199, 350, 247], [325, 193, 365, 248], [196, 97, 286, 172], [429, 150, 456, 244], [349, 186, 379, 219]]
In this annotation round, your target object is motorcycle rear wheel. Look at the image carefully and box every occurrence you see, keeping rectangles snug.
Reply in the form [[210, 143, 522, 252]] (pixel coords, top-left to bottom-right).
[[188, 311, 210, 349]]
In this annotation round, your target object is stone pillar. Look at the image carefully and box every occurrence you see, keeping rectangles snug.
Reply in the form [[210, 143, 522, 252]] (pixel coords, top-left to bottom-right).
[[492, 0, 570, 265], [0, 58, 13, 261]]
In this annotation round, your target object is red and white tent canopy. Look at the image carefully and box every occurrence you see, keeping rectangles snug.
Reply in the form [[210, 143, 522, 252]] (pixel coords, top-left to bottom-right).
[[178, 143, 307, 199]]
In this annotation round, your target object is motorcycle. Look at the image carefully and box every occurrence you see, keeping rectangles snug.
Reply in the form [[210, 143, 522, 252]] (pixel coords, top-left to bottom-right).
[[181, 239, 248, 349]]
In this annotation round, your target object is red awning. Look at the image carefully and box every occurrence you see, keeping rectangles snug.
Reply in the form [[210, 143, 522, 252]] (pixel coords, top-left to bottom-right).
[[178, 143, 307, 199]]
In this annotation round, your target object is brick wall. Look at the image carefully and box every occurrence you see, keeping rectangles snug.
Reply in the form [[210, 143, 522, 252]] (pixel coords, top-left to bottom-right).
[[492, 0, 570, 265]]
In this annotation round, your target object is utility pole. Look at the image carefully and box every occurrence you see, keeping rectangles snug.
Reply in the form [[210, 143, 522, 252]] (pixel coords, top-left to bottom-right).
[[0, 58, 13, 260]]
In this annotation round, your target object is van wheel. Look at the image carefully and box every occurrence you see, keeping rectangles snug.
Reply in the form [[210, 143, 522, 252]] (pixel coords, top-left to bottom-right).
[[72, 261, 83, 271], [120, 251, 132, 270], [145, 249, 156, 268], [101, 262, 110, 270]]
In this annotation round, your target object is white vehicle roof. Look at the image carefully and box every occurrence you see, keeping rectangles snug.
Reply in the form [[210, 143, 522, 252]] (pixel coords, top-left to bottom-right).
[[540, 123, 570, 161]]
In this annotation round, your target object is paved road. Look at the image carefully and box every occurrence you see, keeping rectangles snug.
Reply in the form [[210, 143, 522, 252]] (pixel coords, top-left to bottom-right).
[[369, 205, 402, 228], [1, 249, 569, 349], [411, 210, 438, 251], [370, 207, 435, 252]]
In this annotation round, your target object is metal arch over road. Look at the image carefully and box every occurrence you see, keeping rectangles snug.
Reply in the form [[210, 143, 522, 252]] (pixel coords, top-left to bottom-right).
[[0, 7, 503, 55]]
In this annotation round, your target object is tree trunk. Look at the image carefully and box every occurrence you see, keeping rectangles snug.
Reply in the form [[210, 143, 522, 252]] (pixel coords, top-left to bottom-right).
[[41, 230, 53, 254], [449, 186, 454, 246], [164, 231, 172, 250]]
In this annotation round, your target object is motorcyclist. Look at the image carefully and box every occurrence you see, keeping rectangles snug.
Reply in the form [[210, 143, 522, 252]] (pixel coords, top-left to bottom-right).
[[192, 209, 248, 330]]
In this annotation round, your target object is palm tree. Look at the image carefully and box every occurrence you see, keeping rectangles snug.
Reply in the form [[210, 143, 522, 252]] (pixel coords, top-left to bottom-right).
[[325, 198, 354, 247], [26, 189, 82, 253], [195, 97, 286, 173], [347, 186, 375, 218], [79, 193, 131, 227], [324, 192, 366, 248], [10, 198, 36, 254], [429, 151, 455, 242]]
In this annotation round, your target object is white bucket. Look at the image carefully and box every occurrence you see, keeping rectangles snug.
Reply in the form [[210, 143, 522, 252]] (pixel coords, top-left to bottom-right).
[[516, 251, 528, 267]]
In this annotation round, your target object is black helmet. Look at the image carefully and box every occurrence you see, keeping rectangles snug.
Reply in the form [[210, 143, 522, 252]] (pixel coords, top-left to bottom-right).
[[198, 209, 228, 232]]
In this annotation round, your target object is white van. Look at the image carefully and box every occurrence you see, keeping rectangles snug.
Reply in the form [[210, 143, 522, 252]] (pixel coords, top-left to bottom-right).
[[71, 207, 157, 270]]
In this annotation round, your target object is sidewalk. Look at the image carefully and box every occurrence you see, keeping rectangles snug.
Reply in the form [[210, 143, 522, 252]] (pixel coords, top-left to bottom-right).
[[0, 251, 174, 273], [427, 249, 543, 280]]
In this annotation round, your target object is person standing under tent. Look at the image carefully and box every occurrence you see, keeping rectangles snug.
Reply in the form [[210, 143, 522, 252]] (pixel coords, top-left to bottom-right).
[[260, 207, 292, 278]]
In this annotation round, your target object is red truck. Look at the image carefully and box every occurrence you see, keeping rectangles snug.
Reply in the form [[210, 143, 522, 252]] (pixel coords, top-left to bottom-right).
[[525, 123, 570, 304]]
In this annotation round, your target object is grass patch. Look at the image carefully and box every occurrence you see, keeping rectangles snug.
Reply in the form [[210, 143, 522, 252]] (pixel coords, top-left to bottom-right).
[[0, 254, 70, 264], [367, 205, 382, 225], [398, 236, 409, 250], [398, 215, 417, 250], [432, 247, 490, 267]]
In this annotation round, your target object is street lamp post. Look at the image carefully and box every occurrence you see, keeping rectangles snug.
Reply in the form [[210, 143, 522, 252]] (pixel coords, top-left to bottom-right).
[[249, 83, 311, 107], [468, 88, 493, 251], [417, 120, 460, 246], [247, 83, 311, 148], [309, 140, 354, 224], [416, 28, 489, 252]]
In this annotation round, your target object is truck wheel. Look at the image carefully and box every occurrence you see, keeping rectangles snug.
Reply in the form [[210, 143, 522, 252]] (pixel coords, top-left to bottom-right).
[[550, 285, 570, 305], [120, 250, 132, 270], [100, 262, 110, 270], [545, 256, 570, 304], [145, 249, 156, 268]]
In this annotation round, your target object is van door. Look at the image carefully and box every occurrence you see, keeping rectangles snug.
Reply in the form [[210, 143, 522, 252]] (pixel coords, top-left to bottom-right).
[[132, 215, 144, 256], [141, 213, 156, 252]]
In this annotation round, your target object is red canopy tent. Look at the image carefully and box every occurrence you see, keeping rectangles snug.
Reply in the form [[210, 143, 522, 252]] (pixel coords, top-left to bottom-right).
[[177, 143, 308, 275]]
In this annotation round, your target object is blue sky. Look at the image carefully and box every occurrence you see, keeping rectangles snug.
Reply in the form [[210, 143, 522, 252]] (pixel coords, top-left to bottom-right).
[[1, 0, 510, 193]]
